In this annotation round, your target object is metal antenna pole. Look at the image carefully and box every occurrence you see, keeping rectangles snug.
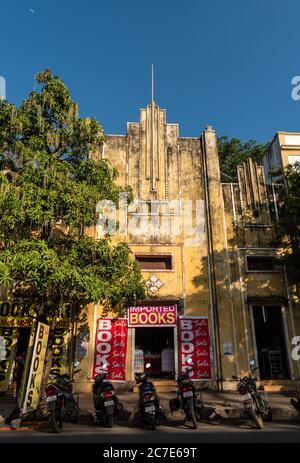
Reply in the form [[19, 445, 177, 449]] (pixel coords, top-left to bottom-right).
[[151, 64, 154, 101]]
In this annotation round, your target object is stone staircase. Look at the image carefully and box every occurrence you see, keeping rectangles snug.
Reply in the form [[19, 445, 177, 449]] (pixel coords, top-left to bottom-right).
[[132, 379, 177, 393]]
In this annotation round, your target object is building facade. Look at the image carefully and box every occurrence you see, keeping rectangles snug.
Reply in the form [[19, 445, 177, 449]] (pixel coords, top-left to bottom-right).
[[73, 100, 300, 392], [1, 102, 299, 395]]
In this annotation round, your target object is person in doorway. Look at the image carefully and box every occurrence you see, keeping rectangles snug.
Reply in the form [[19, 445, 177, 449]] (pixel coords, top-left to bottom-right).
[[161, 340, 174, 378], [134, 346, 144, 374]]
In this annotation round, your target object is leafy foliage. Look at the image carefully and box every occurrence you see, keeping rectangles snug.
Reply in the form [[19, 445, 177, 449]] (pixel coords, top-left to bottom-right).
[[218, 136, 267, 182], [0, 69, 145, 317], [273, 162, 300, 281]]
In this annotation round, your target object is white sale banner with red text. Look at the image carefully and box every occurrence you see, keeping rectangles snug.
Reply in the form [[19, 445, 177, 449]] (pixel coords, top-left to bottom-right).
[[92, 318, 127, 381], [178, 316, 211, 380]]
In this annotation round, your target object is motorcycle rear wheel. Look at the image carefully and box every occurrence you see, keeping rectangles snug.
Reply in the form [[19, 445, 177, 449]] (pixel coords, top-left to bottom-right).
[[49, 410, 64, 433], [70, 403, 80, 424], [107, 415, 114, 428], [263, 408, 273, 422], [148, 414, 156, 430], [185, 402, 198, 429]]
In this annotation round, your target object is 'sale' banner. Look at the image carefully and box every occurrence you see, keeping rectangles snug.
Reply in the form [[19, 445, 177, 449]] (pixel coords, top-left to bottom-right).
[[178, 316, 211, 380], [93, 318, 127, 381]]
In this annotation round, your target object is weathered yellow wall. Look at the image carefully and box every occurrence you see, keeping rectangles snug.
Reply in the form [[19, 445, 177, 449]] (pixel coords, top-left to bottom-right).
[[73, 108, 300, 393]]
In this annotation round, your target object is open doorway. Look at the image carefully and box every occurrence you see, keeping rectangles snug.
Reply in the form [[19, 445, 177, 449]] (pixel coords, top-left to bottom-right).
[[16, 328, 31, 357], [10, 328, 31, 397], [252, 305, 289, 379], [134, 327, 175, 378]]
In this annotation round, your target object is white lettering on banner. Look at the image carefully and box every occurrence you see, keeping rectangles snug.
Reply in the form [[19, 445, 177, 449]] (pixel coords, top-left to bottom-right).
[[93, 318, 128, 381], [96, 343, 111, 354], [182, 354, 193, 364], [97, 331, 112, 342], [179, 317, 211, 380]]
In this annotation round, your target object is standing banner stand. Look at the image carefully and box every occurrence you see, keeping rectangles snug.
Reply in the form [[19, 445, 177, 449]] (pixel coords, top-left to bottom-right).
[[178, 316, 211, 380], [93, 318, 128, 381], [21, 322, 50, 416]]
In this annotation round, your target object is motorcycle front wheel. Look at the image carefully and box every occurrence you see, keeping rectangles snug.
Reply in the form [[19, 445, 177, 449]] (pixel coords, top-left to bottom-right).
[[49, 410, 64, 433], [186, 402, 198, 429], [249, 408, 264, 429]]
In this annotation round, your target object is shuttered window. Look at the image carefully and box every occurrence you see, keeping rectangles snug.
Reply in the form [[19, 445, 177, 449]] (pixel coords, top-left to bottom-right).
[[135, 255, 172, 270], [246, 256, 276, 271]]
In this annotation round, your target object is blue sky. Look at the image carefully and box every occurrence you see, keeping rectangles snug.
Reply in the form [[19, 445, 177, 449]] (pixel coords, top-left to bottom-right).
[[1, 0, 300, 142]]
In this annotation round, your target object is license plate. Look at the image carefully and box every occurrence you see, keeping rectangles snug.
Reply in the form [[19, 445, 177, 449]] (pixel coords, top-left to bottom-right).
[[183, 391, 193, 398], [104, 400, 114, 407], [46, 396, 57, 402], [145, 405, 155, 412], [242, 393, 252, 401]]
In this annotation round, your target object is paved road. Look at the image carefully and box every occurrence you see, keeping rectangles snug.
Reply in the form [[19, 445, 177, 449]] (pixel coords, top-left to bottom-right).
[[0, 420, 299, 443]]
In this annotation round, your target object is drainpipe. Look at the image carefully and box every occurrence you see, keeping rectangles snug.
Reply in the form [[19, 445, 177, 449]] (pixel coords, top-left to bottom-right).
[[200, 135, 223, 391]]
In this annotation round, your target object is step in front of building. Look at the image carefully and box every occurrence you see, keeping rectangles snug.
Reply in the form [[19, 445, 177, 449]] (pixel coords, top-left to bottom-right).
[[261, 380, 297, 392], [132, 380, 177, 393]]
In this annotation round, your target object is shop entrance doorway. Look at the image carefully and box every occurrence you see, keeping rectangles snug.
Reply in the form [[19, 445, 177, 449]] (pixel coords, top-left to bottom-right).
[[252, 305, 289, 380], [16, 328, 31, 357], [134, 327, 175, 378]]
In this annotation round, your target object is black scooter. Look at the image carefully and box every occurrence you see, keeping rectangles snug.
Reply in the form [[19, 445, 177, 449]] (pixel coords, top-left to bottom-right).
[[290, 381, 300, 416], [135, 363, 162, 430], [93, 365, 122, 427], [233, 360, 272, 429], [169, 364, 204, 429], [45, 370, 80, 433]]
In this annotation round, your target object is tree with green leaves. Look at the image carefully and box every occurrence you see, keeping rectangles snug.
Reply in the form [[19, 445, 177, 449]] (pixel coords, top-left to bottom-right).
[[0, 69, 145, 398], [218, 136, 267, 182], [272, 162, 300, 282]]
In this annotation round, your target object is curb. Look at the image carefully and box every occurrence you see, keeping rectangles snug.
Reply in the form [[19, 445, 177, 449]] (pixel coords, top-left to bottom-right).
[[78, 405, 300, 424], [213, 405, 300, 421]]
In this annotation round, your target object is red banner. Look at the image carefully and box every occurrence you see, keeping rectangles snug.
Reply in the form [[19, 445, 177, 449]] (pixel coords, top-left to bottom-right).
[[178, 316, 211, 380], [92, 318, 127, 381], [128, 306, 177, 327]]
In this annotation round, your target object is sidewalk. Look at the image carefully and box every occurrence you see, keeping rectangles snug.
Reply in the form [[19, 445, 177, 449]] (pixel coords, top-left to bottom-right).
[[1, 390, 299, 428], [78, 390, 300, 424]]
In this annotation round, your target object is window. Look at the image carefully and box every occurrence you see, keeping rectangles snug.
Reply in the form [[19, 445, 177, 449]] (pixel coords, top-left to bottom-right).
[[246, 256, 276, 272], [135, 255, 172, 270]]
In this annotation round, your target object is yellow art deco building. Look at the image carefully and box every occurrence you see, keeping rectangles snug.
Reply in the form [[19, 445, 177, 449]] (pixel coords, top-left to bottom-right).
[[1, 101, 299, 395], [72, 100, 300, 392]]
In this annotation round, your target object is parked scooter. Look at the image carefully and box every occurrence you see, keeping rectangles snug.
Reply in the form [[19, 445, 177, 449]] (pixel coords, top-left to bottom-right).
[[135, 363, 162, 430], [232, 360, 272, 429], [290, 381, 300, 416], [45, 370, 80, 433], [169, 361, 204, 429], [93, 364, 122, 427]]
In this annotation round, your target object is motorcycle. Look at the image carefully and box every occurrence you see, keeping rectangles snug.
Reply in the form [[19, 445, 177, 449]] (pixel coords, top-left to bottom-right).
[[169, 364, 204, 429], [93, 364, 122, 427], [135, 363, 162, 430], [232, 360, 272, 429], [45, 369, 80, 433], [290, 381, 300, 416]]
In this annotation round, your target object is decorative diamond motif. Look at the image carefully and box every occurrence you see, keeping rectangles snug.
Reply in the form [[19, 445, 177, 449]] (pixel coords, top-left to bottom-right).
[[145, 274, 164, 294]]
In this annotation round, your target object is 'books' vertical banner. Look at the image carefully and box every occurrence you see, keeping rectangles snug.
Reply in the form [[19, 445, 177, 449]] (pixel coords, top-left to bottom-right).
[[179, 316, 211, 380], [93, 318, 127, 381]]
